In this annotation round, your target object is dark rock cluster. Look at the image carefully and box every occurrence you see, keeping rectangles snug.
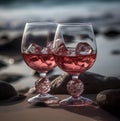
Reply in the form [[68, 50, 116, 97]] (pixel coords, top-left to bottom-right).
[[50, 72, 120, 94], [50, 72, 120, 117]]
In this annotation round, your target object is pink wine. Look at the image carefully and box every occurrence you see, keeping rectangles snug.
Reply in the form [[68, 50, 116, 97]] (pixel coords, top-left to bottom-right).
[[22, 53, 56, 72], [54, 53, 96, 75]]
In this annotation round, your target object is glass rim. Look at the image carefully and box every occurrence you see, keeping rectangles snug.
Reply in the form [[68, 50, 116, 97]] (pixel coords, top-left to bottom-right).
[[58, 22, 93, 27], [26, 22, 58, 25]]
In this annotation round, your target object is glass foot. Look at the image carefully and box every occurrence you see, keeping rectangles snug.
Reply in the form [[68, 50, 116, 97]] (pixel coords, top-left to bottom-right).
[[28, 93, 60, 104], [59, 96, 93, 107]]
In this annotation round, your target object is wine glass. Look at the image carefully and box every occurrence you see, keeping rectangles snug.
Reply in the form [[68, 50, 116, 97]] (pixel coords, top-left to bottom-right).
[[53, 23, 97, 106], [21, 22, 59, 104]]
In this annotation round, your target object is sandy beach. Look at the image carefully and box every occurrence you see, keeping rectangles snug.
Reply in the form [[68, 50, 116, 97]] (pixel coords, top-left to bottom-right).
[[0, 94, 119, 121]]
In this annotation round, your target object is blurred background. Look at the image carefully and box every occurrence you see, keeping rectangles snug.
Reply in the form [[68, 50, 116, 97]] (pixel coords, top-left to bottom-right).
[[0, 0, 120, 90]]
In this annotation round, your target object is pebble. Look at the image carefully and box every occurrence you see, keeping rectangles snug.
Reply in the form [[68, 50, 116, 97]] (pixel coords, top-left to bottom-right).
[[103, 29, 120, 38], [0, 80, 18, 100]]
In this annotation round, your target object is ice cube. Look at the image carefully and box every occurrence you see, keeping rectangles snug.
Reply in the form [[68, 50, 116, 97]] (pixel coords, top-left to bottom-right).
[[26, 43, 42, 54], [67, 48, 76, 56], [76, 42, 93, 55], [41, 42, 53, 54], [56, 43, 68, 55], [47, 41, 53, 49], [41, 47, 48, 54], [46, 41, 53, 53]]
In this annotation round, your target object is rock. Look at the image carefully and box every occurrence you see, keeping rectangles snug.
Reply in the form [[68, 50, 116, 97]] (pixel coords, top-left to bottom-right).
[[10, 34, 22, 53], [0, 34, 10, 46], [96, 89, 120, 107], [79, 72, 120, 94], [96, 89, 120, 117], [50, 72, 120, 94], [0, 80, 18, 100], [65, 17, 84, 23], [0, 34, 22, 64], [0, 81, 26, 105], [0, 60, 7, 68], [50, 74, 69, 94], [93, 29, 99, 35], [0, 73, 23, 83], [103, 29, 120, 38], [111, 50, 120, 55], [49, 75, 60, 81], [18, 87, 30, 94], [25, 87, 36, 96]]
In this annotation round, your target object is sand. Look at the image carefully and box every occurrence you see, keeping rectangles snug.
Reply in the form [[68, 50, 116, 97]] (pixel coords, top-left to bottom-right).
[[0, 94, 119, 121]]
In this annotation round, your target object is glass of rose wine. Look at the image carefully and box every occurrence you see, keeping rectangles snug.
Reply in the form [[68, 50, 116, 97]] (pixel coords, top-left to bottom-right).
[[53, 23, 97, 106], [21, 22, 59, 104]]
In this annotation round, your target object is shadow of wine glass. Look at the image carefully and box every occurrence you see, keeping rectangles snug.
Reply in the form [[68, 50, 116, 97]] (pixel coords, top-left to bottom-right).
[[62, 104, 118, 121]]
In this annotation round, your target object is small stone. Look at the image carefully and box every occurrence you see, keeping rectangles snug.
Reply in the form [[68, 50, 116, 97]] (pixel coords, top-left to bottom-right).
[[94, 29, 99, 35], [0, 60, 7, 69], [104, 29, 120, 38], [111, 50, 120, 55], [96, 89, 120, 117], [0, 80, 18, 100], [0, 34, 10, 45], [0, 73, 23, 83], [96, 89, 120, 107]]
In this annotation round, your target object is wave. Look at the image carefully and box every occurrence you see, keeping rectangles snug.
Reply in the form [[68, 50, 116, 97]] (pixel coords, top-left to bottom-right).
[[0, 0, 120, 6]]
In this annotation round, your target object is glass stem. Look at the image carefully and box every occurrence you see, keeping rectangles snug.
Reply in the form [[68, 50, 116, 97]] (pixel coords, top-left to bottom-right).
[[35, 71, 51, 95], [72, 75, 79, 80], [67, 75, 84, 98], [39, 72, 47, 78]]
